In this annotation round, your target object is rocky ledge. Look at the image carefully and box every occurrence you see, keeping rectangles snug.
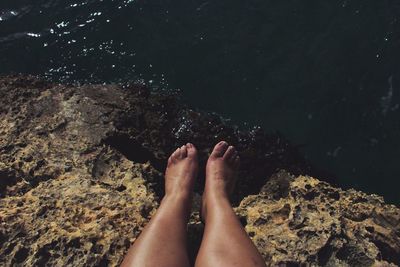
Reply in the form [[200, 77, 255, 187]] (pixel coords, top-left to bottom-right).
[[0, 75, 399, 266]]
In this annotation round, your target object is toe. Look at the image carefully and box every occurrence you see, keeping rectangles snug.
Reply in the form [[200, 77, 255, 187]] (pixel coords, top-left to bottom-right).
[[223, 146, 236, 161], [180, 145, 188, 158], [229, 151, 238, 164], [172, 147, 180, 160], [167, 156, 173, 166], [186, 143, 198, 158], [210, 141, 229, 158]]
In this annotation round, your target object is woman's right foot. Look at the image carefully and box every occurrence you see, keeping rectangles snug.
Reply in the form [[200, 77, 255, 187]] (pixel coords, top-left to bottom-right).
[[202, 141, 240, 222]]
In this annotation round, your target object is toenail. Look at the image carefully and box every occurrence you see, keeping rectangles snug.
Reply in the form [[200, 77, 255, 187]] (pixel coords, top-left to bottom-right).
[[219, 141, 228, 146]]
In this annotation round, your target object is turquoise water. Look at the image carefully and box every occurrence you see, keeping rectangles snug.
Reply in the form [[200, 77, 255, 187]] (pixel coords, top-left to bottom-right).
[[0, 0, 399, 204]]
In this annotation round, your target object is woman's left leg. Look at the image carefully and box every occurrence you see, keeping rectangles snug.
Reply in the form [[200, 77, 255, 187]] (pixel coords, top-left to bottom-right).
[[121, 144, 198, 267]]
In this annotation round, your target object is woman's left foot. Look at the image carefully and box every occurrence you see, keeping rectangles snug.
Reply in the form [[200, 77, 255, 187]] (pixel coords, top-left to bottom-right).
[[164, 143, 199, 200], [201, 141, 240, 222]]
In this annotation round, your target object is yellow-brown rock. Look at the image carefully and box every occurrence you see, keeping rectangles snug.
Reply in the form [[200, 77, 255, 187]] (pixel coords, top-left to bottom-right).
[[237, 171, 400, 266], [1, 166, 157, 266], [0, 76, 399, 266]]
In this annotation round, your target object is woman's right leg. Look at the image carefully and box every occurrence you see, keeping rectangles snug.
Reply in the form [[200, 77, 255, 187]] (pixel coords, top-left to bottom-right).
[[195, 141, 267, 267], [121, 144, 198, 267]]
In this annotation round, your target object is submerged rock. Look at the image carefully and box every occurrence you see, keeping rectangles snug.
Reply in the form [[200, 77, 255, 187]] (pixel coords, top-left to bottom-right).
[[0, 75, 399, 266]]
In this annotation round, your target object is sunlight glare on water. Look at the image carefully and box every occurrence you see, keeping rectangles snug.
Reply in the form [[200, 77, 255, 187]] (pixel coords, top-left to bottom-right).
[[0, 0, 399, 204]]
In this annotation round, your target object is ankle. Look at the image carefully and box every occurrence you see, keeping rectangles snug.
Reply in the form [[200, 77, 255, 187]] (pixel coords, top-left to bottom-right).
[[161, 194, 192, 218], [205, 190, 231, 206], [162, 192, 192, 209], [204, 180, 230, 199], [204, 189, 229, 202], [164, 190, 192, 201], [202, 195, 232, 222]]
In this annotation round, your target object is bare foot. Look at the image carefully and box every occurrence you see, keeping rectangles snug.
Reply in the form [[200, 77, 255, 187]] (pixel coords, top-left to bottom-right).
[[165, 143, 198, 200], [202, 141, 240, 221]]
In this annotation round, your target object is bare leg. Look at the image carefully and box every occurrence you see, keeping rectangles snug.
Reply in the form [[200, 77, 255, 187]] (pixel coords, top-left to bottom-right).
[[121, 143, 198, 267], [195, 141, 266, 267]]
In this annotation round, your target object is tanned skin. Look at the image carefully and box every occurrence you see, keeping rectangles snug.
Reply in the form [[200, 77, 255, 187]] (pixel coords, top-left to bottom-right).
[[121, 141, 266, 267]]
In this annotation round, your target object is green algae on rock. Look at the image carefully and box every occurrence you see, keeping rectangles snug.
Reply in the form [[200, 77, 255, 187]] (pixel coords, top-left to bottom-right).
[[0, 76, 399, 266]]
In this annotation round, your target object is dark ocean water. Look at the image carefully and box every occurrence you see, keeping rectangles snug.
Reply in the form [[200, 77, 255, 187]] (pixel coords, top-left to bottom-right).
[[1, 0, 399, 204]]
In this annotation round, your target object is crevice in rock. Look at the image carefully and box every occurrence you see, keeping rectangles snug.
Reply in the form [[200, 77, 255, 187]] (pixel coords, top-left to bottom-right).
[[187, 224, 204, 266], [0, 167, 20, 197], [98, 256, 109, 267], [27, 174, 53, 188], [336, 243, 374, 266], [35, 247, 51, 266], [2, 76, 398, 266], [103, 134, 163, 171], [0, 232, 6, 250], [371, 239, 400, 265], [317, 243, 334, 265], [102, 133, 166, 200], [13, 247, 29, 264]]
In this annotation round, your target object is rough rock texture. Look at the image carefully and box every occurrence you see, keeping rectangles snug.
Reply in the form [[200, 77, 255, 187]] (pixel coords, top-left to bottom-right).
[[237, 171, 400, 266], [0, 75, 399, 266]]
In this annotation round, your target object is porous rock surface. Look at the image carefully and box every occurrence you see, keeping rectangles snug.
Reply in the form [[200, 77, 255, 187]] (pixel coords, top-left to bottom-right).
[[0, 76, 399, 266], [237, 171, 400, 266]]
